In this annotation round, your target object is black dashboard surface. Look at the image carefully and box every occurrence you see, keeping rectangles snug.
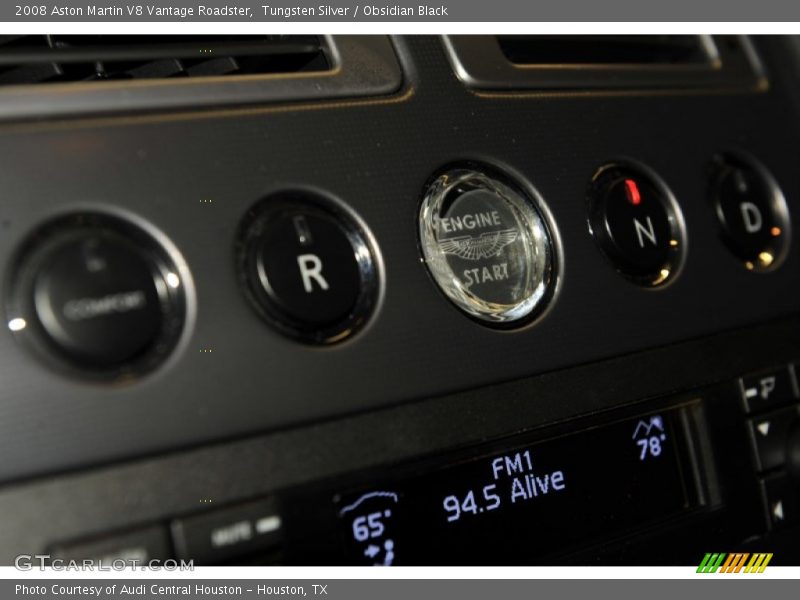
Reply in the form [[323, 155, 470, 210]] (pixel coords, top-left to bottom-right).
[[0, 35, 798, 565], [1, 36, 799, 480]]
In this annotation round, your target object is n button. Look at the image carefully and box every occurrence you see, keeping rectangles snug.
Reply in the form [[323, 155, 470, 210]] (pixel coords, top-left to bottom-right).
[[588, 163, 685, 287], [238, 192, 380, 344]]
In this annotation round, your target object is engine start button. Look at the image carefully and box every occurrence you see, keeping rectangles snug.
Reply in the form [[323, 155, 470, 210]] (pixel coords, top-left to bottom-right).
[[419, 166, 556, 326]]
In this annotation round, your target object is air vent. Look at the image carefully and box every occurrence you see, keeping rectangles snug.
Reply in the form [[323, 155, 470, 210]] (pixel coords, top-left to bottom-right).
[[0, 35, 328, 85], [444, 35, 765, 91], [0, 35, 402, 120], [497, 35, 711, 66]]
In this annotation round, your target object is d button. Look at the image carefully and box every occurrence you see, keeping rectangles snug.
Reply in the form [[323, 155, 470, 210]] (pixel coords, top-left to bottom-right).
[[237, 192, 379, 344], [710, 155, 789, 272]]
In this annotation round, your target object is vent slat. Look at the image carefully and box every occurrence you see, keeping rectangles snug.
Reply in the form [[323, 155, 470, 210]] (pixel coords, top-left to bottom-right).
[[0, 35, 328, 84]]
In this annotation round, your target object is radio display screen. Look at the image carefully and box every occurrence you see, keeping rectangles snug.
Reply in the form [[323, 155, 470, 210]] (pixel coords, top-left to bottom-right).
[[335, 407, 699, 565]]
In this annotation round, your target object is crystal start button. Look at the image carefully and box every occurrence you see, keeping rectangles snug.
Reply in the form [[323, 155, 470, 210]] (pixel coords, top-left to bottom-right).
[[419, 166, 556, 326]]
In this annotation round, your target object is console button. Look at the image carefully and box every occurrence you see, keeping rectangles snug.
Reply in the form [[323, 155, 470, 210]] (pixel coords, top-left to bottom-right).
[[238, 192, 378, 344], [6, 214, 187, 378], [788, 418, 800, 483], [50, 525, 171, 565], [256, 213, 360, 326], [171, 498, 282, 564], [760, 472, 797, 531], [588, 164, 684, 287], [419, 166, 555, 326], [32, 233, 163, 368], [748, 405, 800, 472], [710, 155, 789, 271], [740, 366, 798, 414]]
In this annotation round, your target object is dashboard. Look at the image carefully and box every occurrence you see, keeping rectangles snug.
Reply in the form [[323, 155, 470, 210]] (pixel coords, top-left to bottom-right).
[[0, 34, 798, 566]]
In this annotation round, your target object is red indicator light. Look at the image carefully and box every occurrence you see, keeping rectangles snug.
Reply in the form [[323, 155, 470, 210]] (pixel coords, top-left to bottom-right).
[[624, 179, 642, 206]]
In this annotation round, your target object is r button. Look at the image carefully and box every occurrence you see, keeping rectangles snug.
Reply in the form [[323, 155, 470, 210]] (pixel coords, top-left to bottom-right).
[[238, 193, 379, 344], [256, 212, 361, 326]]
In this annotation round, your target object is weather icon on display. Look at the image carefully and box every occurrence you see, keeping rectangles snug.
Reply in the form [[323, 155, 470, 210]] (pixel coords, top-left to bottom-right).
[[338, 491, 399, 566]]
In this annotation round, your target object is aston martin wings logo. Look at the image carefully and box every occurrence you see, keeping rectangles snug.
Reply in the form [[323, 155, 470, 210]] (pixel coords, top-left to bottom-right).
[[438, 229, 519, 261]]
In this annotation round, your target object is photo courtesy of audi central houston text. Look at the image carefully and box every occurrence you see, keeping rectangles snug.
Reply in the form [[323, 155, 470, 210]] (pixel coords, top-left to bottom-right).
[[0, 34, 798, 568]]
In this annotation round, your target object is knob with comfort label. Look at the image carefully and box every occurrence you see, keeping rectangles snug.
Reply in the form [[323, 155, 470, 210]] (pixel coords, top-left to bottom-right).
[[237, 192, 379, 344], [588, 163, 685, 287], [709, 155, 789, 272], [32, 232, 164, 367], [6, 213, 188, 379]]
